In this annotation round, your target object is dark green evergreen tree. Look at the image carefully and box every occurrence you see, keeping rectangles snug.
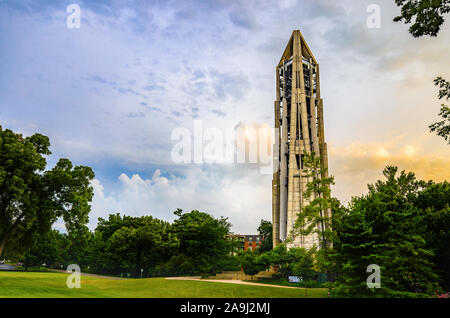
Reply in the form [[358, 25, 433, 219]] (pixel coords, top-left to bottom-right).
[[331, 167, 439, 297], [257, 219, 273, 253], [415, 181, 450, 290]]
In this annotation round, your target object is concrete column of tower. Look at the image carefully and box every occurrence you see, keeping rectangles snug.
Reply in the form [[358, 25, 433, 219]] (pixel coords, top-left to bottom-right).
[[309, 58, 320, 155], [272, 66, 281, 248], [286, 30, 301, 246], [297, 31, 314, 248], [279, 77, 288, 242]]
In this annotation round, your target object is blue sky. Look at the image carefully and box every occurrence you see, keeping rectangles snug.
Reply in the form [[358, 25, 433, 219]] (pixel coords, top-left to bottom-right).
[[1, 0, 449, 234]]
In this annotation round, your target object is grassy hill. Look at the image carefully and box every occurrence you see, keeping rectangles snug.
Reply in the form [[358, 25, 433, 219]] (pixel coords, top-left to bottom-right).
[[0, 271, 327, 298]]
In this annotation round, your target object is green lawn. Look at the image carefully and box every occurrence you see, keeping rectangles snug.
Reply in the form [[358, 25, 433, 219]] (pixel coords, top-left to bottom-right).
[[0, 271, 327, 298]]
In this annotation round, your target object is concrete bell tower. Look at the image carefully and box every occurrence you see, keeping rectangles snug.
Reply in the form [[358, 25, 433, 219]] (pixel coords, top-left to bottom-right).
[[272, 30, 330, 249]]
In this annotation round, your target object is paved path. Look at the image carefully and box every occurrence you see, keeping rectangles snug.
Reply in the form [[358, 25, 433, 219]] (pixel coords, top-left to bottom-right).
[[166, 277, 305, 289], [48, 269, 126, 280], [0, 264, 17, 270]]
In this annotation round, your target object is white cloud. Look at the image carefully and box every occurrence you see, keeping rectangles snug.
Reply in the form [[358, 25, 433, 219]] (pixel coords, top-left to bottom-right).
[[279, 0, 297, 9], [89, 166, 272, 234]]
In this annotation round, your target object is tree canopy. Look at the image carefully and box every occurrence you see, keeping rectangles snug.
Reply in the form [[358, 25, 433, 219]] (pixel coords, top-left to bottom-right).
[[0, 126, 94, 257], [171, 209, 231, 274], [394, 0, 450, 37], [429, 77, 450, 143], [87, 214, 175, 277], [257, 219, 273, 253], [330, 166, 447, 297]]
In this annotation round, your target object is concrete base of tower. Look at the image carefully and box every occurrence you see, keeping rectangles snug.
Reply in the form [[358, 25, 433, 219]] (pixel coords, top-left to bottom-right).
[[286, 232, 321, 250]]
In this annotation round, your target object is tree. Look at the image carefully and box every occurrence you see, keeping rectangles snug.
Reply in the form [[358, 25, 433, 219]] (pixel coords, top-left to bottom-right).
[[257, 244, 309, 279], [171, 209, 231, 274], [63, 225, 91, 268], [0, 126, 94, 257], [23, 230, 70, 268], [415, 181, 450, 290], [240, 250, 265, 277], [107, 217, 174, 277], [291, 247, 316, 281], [331, 166, 439, 297], [257, 219, 272, 253], [291, 151, 335, 250], [393, 0, 450, 37], [314, 197, 347, 281], [392, 2, 450, 143], [429, 77, 450, 144], [82, 210, 233, 277], [86, 214, 175, 277]]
